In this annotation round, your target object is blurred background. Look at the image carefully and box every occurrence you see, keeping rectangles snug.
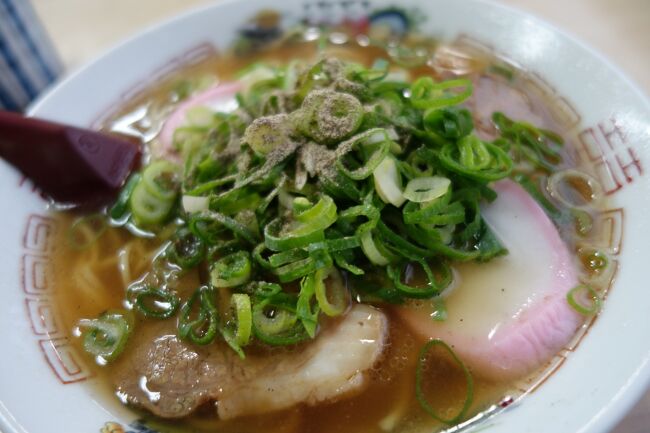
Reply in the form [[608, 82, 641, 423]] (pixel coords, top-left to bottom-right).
[[30, 0, 650, 96], [3, 0, 650, 431]]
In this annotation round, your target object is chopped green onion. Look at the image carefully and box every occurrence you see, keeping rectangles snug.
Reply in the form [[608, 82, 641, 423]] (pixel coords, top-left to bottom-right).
[[423, 107, 474, 139], [264, 217, 326, 252], [387, 259, 448, 298], [567, 284, 602, 315], [181, 195, 209, 213], [410, 77, 473, 110], [416, 339, 474, 424], [252, 297, 308, 346], [184, 174, 237, 196], [373, 156, 406, 207], [110, 173, 141, 221], [130, 182, 174, 226], [246, 281, 282, 299], [141, 160, 181, 201], [403, 195, 465, 226], [134, 288, 180, 319], [492, 112, 564, 171], [547, 169, 603, 210], [338, 201, 380, 235], [269, 248, 310, 267], [350, 58, 390, 83], [168, 227, 205, 269], [360, 231, 391, 266], [336, 128, 392, 180], [297, 272, 320, 338], [293, 195, 338, 231], [210, 251, 252, 288], [438, 136, 513, 182], [109, 55, 575, 352], [227, 293, 253, 349], [299, 89, 363, 144], [178, 286, 219, 345], [78, 309, 133, 363], [513, 173, 561, 220], [403, 176, 451, 203], [243, 114, 291, 156], [314, 268, 348, 317], [273, 247, 333, 283], [189, 211, 259, 245]]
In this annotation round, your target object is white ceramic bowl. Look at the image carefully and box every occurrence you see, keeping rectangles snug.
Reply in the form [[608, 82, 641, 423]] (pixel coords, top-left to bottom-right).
[[1, 1, 649, 432]]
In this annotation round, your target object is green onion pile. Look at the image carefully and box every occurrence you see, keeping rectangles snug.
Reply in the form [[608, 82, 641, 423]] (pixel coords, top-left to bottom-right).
[[90, 56, 566, 360]]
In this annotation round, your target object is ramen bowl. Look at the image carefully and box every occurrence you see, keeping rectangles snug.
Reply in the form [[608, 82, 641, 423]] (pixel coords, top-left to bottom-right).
[[1, 0, 649, 432]]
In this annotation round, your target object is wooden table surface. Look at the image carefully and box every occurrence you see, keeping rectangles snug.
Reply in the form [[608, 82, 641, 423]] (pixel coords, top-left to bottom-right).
[[22, 1, 650, 432]]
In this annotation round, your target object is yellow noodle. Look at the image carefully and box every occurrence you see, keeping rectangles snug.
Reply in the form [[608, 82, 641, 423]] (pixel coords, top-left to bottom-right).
[[73, 265, 112, 307], [117, 244, 132, 290]]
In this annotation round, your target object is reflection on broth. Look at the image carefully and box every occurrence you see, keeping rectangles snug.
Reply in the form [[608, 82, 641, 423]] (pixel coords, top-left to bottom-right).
[[52, 24, 609, 433]]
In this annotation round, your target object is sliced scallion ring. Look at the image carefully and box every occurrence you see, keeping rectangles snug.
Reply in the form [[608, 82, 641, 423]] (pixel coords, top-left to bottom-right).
[[210, 251, 252, 288], [297, 272, 320, 338], [314, 268, 349, 317], [410, 77, 473, 110], [141, 160, 181, 201], [109, 173, 141, 222], [373, 156, 406, 207], [567, 284, 602, 315], [416, 339, 474, 425], [230, 293, 252, 346], [264, 217, 326, 252], [130, 182, 174, 226], [78, 309, 133, 363], [360, 231, 391, 266], [336, 128, 391, 180], [178, 286, 219, 345], [168, 227, 205, 269], [252, 298, 308, 346], [403, 176, 451, 203], [134, 288, 180, 319], [292, 195, 338, 233], [547, 169, 604, 210]]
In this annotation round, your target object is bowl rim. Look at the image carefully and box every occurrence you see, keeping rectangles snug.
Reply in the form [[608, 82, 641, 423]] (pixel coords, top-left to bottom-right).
[[5, 1, 650, 433]]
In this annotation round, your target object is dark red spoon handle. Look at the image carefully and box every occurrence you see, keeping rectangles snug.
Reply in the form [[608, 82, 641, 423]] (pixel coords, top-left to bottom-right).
[[0, 110, 141, 205]]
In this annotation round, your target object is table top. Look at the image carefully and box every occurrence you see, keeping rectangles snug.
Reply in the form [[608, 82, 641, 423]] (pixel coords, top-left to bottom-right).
[[23, 1, 650, 432]]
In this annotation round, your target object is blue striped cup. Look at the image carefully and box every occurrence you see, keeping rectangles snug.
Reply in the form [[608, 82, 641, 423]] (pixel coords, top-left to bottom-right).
[[0, 0, 63, 111]]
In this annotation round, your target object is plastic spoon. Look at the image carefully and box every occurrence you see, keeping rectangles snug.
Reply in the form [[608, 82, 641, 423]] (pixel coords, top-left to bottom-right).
[[0, 110, 140, 206]]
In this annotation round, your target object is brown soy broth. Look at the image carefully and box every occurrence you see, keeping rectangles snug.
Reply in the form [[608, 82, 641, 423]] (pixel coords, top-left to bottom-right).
[[50, 34, 606, 433], [52, 217, 511, 433]]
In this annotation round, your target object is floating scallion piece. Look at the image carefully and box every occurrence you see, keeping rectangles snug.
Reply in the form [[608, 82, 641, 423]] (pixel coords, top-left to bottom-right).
[[168, 227, 205, 269], [78, 310, 133, 363], [415, 339, 474, 424], [567, 284, 602, 315], [134, 288, 180, 319], [252, 297, 309, 346], [178, 286, 219, 345]]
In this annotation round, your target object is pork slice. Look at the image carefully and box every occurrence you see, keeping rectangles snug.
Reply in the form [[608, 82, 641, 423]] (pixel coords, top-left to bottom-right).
[[396, 180, 582, 380], [111, 304, 387, 420]]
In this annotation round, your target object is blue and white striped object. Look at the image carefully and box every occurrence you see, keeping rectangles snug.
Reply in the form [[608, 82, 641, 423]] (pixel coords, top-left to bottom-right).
[[0, 0, 62, 111]]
